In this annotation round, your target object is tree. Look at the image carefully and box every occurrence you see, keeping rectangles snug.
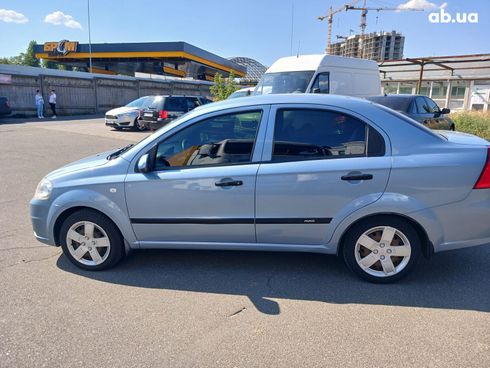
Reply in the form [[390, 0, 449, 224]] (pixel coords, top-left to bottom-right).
[[0, 40, 39, 67], [41, 59, 58, 69], [210, 72, 238, 101], [23, 40, 39, 67]]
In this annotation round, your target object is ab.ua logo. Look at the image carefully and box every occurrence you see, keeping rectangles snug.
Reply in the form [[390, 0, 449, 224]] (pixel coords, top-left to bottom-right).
[[429, 8, 478, 23]]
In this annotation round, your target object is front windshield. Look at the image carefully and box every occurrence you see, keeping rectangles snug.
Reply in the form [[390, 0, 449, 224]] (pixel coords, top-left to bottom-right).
[[126, 96, 150, 108], [254, 71, 315, 95]]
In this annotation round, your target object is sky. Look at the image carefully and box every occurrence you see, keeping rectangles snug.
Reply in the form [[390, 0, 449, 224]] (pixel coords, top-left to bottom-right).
[[0, 0, 488, 66]]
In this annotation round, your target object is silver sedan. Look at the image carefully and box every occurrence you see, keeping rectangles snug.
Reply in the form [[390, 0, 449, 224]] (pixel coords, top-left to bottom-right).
[[31, 94, 490, 282]]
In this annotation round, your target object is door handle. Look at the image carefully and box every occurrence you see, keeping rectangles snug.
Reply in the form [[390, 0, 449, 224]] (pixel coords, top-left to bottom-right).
[[341, 174, 373, 181], [215, 179, 243, 187]]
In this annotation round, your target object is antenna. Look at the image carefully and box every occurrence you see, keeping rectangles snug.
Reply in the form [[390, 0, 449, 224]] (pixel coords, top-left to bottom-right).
[[297, 40, 301, 58], [290, 1, 294, 56]]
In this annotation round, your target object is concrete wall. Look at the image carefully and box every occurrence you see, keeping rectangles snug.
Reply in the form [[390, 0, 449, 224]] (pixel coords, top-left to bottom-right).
[[0, 64, 212, 116]]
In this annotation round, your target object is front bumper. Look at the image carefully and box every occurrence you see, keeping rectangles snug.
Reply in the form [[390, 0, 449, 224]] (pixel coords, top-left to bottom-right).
[[105, 117, 133, 127], [30, 198, 56, 246]]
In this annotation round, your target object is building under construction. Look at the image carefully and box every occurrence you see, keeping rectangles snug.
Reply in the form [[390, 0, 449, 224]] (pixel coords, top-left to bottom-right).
[[330, 31, 404, 61]]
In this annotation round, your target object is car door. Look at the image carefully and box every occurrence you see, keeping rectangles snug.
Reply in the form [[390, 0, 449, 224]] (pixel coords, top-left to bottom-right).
[[423, 97, 452, 130], [255, 105, 391, 245], [125, 106, 269, 246], [412, 97, 434, 127]]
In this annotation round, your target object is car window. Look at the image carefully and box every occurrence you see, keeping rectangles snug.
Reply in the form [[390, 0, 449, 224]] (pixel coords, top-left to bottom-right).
[[424, 97, 440, 113], [186, 98, 200, 110], [164, 97, 188, 112], [126, 96, 150, 108], [311, 72, 330, 94], [272, 109, 376, 162], [154, 111, 261, 170], [415, 97, 429, 114], [367, 96, 412, 112], [148, 96, 164, 110]]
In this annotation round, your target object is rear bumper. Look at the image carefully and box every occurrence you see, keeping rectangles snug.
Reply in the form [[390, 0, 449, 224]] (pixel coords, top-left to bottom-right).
[[412, 189, 490, 253], [139, 118, 172, 130]]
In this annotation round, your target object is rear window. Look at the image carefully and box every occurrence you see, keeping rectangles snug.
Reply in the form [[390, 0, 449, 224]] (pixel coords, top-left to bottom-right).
[[367, 96, 412, 112]]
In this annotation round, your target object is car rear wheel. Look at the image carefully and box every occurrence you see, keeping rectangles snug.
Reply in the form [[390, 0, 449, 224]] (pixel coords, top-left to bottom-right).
[[342, 216, 421, 283], [60, 209, 125, 270]]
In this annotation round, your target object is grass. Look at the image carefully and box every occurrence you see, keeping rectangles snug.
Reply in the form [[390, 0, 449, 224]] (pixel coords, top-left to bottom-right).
[[452, 111, 490, 141]]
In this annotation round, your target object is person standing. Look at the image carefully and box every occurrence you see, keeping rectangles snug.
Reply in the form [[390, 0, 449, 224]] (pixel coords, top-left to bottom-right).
[[35, 90, 44, 119], [48, 89, 57, 119]]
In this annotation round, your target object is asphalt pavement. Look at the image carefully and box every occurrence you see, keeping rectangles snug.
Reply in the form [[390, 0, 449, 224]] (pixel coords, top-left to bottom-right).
[[0, 116, 488, 367]]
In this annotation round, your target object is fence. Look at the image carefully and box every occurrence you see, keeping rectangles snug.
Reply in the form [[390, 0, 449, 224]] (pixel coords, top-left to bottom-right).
[[0, 64, 212, 116]]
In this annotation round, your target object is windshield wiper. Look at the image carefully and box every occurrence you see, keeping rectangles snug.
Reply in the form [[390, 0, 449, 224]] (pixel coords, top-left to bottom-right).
[[107, 144, 134, 160]]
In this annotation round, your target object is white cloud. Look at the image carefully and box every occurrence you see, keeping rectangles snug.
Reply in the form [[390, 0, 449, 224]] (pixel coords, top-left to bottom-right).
[[44, 11, 82, 29], [397, 0, 447, 10], [0, 9, 28, 23]]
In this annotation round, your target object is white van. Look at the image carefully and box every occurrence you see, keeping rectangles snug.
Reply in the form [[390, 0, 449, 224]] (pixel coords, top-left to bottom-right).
[[254, 54, 380, 97]]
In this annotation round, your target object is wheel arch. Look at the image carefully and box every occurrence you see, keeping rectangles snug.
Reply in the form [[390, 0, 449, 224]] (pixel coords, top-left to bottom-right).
[[337, 212, 434, 259]]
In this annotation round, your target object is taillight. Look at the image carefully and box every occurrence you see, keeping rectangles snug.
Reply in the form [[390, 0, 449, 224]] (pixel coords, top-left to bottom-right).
[[159, 110, 168, 119], [474, 147, 490, 189]]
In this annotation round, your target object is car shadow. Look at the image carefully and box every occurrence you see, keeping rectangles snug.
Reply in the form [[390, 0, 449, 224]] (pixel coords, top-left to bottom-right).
[[56, 246, 490, 315]]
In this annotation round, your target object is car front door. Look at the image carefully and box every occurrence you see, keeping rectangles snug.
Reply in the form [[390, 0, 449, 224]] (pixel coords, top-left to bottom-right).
[[255, 105, 391, 245], [424, 97, 452, 130], [125, 107, 269, 246]]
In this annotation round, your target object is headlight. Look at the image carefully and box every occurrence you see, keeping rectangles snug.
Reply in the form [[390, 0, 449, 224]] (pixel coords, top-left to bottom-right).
[[34, 178, 53, 200]]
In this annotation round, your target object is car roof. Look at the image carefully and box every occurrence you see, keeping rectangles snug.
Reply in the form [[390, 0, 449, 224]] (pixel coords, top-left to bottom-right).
[[196, 93, 373, 113]]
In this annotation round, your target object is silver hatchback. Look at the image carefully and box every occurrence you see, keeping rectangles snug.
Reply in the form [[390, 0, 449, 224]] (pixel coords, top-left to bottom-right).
[[30, 94, 490, 282]]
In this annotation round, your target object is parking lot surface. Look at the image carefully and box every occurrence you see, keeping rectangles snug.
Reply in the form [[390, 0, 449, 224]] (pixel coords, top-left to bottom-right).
[[0, 116, 489, 367]]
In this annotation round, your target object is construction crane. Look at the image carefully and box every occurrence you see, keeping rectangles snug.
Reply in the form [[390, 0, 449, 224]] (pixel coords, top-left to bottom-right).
[[317, 0, 359, 55], [345, 2, 423, 58]]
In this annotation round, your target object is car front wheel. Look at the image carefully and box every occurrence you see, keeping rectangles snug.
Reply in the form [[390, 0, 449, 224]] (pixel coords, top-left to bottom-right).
[[60, 209, 125, 270], [133, 118, 146, 131], [342, 216, 421, 283]]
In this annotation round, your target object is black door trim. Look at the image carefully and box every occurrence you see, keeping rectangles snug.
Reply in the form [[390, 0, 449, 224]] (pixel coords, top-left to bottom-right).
[[130, 217, 332, 225]]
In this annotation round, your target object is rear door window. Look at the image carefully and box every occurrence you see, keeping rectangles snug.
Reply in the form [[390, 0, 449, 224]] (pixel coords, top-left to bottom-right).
[[271, 108, 384, 162]]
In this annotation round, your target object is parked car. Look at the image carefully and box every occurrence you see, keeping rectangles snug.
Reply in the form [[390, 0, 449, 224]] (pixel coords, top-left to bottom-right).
[[30, 94, 490, 283], [0, 96, 12, 116], [228, 87, 254, 99], [254, 54, 380, 97], [367, 94, 455, 131], [105, 96, 155, 131], [139, 95, 212, 131]]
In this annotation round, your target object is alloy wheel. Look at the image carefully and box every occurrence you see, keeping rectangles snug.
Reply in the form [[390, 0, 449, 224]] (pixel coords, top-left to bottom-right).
[[354, 226, 411, 278], [65, 221, 111, 266]]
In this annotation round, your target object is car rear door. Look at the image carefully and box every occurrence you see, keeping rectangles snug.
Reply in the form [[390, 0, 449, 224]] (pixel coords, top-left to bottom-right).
[[255, 104, 391, 245]]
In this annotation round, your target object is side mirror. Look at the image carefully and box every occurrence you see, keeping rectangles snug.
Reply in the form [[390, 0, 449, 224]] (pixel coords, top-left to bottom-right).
[[312, 87, 321, 94], [441, 107, 450, 114], [137, 154, 151, 173]]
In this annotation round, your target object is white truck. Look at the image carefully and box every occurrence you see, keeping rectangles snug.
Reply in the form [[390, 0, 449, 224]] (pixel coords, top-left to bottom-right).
[[254, 54, 381, 97]]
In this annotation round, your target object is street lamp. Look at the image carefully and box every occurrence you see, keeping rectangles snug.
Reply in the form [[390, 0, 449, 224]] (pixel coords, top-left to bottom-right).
[[87, 0, 92, 73]]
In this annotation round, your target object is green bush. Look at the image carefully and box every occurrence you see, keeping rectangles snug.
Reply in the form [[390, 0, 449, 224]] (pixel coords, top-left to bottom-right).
[[452, 111, 490, 141]]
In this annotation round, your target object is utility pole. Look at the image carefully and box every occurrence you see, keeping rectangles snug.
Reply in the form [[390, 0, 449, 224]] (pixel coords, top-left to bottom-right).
[[87, 0, 93, 73]]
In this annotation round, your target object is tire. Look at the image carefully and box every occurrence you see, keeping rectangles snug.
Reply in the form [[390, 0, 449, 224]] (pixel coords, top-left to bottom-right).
[[132, 118, 146, 131], [342, 216, 421, 283], [59, 209, 125, 271]]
